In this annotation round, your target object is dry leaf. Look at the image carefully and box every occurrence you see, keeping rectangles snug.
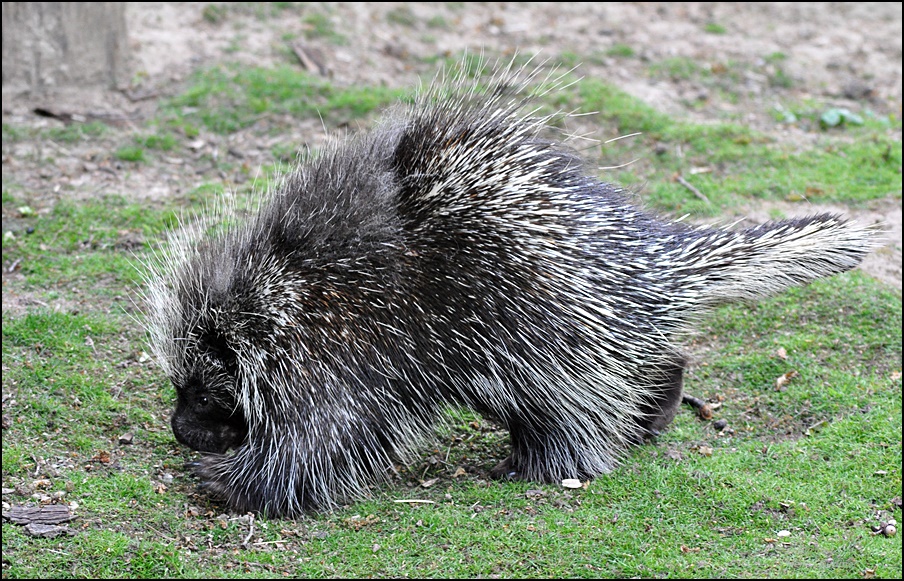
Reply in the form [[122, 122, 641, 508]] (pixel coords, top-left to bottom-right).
[[775, 370, 799, 390]]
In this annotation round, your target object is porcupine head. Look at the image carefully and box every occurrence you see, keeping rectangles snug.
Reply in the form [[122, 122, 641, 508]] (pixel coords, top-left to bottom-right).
[[144, 59, 880, 518]]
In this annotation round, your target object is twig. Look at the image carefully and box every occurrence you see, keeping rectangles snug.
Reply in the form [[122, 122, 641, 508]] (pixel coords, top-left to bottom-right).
[[45, 139, 75, 158], [290, 42, 326, 76], [242, 513, 255, 547], [676, 175, 711, 204]]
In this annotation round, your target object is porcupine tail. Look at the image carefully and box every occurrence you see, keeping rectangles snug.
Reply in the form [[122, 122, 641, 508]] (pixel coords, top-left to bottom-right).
[[661, 213, 881, 313]]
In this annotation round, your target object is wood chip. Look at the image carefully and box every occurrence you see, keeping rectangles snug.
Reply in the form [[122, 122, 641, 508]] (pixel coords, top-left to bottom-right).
[[24, 523, 73, 538], [3, 504, 75, 525]]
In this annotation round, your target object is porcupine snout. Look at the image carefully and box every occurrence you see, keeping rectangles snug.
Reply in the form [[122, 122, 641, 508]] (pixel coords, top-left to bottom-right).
[[171, 394, 247, 454], [169, 344, 248, 454]]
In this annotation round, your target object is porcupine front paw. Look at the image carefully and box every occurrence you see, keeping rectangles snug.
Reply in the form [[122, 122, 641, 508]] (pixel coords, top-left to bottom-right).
[[185, 456, 241, 508]]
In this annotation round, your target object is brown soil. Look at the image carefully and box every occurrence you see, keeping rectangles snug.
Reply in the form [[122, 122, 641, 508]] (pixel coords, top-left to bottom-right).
[[2, 2, 901, 290]]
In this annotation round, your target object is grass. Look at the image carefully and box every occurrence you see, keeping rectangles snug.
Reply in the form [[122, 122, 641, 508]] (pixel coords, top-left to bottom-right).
[[161, 64, 402, 135], [576, 80, 901, 215], [2, 54, 901, 578], [43, 121, 110, 144], [115, 145, 146, 163], [606, 43, 636, 58], [386, 5, 418, 27], [704, 22, 727, 34]]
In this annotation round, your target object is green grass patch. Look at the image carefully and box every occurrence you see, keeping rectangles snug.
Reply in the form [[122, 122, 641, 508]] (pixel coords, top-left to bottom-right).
[[201, 2, 309, 24], [605, 43, 635, 58], [386, 5, 418, 27], [135, 132, 179, 151], [43, 120, 110, 144], [162, 64, 403, 134], [2, 195, 178, 291], [3, 122, 24, 142], [301, 10, 347, 44], [2, 61, 900, 578], [427, 14, 449, 29], [769, 67, 795, 89], [115, 145, 146, 163], [201, 3, 228, 24], [576, 79, 902, 214], [649, 56, 705, 81]]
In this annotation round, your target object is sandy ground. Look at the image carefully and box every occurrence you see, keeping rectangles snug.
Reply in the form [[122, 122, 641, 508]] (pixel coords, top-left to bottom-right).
[[2, 2, 901, 289]]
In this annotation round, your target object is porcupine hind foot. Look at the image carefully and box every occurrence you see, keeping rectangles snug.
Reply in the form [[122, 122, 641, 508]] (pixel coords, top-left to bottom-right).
[[488, 358, 686, 482], [634, 357, 686, 439], [488, 424, 614, 483]]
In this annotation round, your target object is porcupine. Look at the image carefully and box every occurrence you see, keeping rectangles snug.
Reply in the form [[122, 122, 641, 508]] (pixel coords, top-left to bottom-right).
[[143, 61, 878, 518]]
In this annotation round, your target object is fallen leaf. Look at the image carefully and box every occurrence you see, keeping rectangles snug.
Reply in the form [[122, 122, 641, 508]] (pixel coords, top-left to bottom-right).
[[775, 370, 799, 391]]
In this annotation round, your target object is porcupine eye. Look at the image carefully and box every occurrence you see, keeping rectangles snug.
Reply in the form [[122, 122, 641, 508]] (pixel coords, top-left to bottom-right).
[[195, 329, 240, 417]]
